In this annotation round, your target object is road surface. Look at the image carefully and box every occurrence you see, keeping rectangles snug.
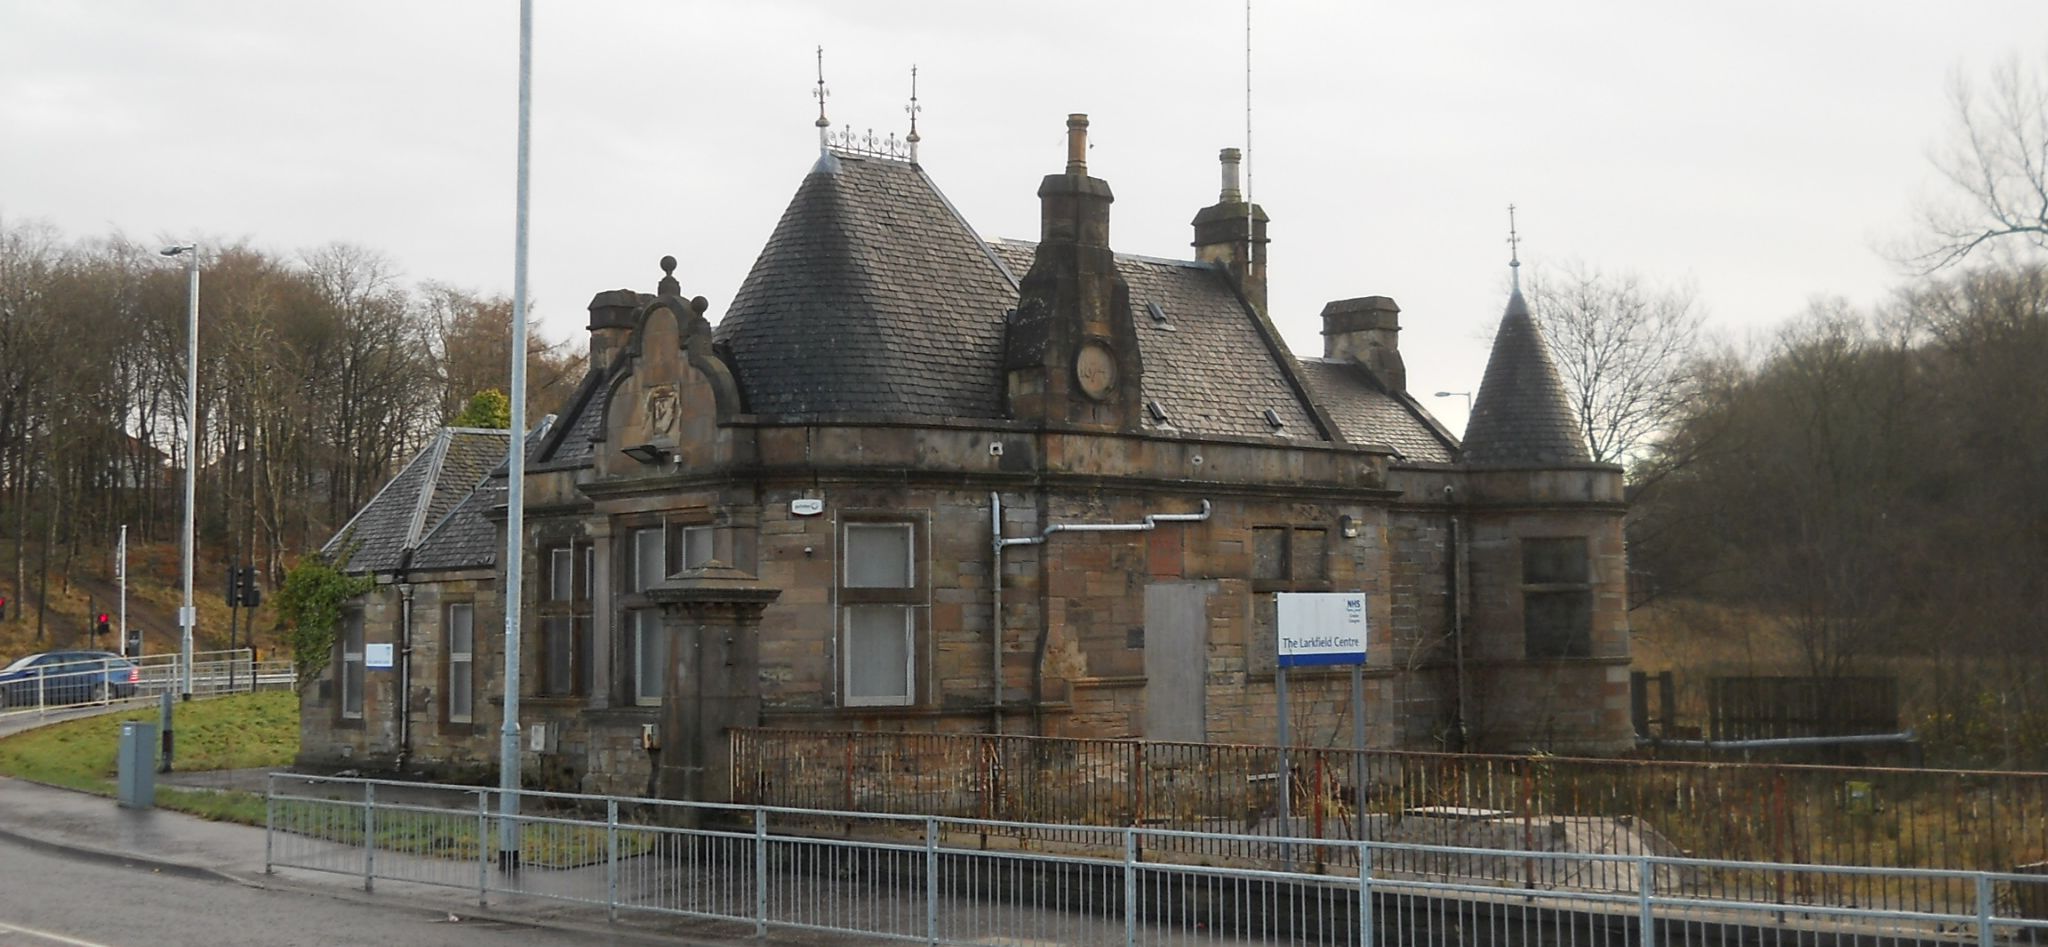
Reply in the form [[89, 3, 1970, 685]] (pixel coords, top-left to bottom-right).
[[0, 837, 653, 947]]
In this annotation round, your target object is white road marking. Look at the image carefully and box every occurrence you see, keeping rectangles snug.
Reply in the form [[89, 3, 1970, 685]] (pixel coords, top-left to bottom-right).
[[0, 921, 116, 946]]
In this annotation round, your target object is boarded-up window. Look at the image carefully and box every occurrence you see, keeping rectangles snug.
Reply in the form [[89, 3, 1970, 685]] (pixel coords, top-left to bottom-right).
[[632, 609, 666, 706], [678, 525, 714, 571], [1523, 538, 1592, 658], [633, 528, 666, 590], [1252, 527, 1288, 581], [1290, 528, 1328, 582], [1252, 527, 1328, 585], [539, 541, 592, 698], [842, 522, 917, 706]]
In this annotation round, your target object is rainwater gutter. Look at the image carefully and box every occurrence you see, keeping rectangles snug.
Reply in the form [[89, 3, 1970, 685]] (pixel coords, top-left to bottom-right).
[[989, 494, 1212, 735]]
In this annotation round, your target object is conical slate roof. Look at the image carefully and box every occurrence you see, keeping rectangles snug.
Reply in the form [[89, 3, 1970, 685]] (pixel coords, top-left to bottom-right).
[[1461, 290, 1590, 465], [713, 152, 1017, 420]]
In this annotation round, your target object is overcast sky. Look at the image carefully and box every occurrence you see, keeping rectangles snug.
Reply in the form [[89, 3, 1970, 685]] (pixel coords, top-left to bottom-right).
[[5, 2, 2043, 433]]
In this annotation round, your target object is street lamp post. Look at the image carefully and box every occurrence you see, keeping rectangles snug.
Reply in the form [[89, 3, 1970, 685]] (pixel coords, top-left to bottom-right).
[[161, 244, 198, 702], [1433, 390, 1473, 414]]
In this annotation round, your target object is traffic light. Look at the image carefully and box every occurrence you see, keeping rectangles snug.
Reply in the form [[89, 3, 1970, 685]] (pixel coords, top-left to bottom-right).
[[225, 565, 261, 607], [94, 612, 111, 639]]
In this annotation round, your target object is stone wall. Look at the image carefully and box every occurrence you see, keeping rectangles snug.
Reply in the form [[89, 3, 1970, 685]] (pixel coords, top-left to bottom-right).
[[305, 420, 1635, 794], [297, 568, 504, 776]]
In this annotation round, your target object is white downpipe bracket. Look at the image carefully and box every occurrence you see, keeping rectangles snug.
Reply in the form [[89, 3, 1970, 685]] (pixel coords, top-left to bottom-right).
[[988, 494, 1212, 729]]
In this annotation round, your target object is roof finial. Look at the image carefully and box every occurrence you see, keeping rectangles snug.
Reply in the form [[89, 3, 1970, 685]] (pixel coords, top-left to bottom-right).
[[905, 64, 922, 164], [814, 45, 831, 154], [1507, 202, 1522, 293]]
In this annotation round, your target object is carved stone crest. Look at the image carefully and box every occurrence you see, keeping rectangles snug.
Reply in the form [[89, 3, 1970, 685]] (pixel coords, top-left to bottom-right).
[[646, 384, 678, 436]]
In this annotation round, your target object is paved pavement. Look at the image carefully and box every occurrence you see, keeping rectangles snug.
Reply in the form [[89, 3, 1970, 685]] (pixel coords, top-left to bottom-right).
[[0, 838, 653, 947], [0, 775, 739, 945]]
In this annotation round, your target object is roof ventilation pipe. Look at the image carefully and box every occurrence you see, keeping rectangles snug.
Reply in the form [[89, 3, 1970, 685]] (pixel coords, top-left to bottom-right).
[[988, 494, 1213, 734]]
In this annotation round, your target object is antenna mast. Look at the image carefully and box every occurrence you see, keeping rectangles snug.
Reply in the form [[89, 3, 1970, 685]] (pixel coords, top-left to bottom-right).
[[1244, 0, 1254, 207]]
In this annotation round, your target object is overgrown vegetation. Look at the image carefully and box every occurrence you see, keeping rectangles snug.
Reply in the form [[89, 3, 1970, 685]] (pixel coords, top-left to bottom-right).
[[276, 555, 373, 688], [1628, 265, 2048, 767]]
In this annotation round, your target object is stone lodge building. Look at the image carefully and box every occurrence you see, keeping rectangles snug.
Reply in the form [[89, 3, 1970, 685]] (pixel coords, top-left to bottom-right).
[[300, 114, 1632, 797]]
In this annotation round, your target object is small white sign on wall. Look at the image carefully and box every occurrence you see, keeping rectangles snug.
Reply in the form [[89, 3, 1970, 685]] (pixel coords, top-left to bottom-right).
[[365, 643, 395, 670]]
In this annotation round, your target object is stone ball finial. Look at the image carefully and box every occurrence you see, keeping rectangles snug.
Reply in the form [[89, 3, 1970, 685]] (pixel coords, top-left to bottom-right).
[[690, 296, 709, 314], [657, 255, 680, 297]]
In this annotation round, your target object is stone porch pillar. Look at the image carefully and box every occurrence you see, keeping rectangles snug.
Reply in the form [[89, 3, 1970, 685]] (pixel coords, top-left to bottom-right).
[[645, 562, 779, 812]]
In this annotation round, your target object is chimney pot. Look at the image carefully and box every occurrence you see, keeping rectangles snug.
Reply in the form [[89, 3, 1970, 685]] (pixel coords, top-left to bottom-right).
[[1219, 148, 1243, 203], [1066, 113, 1090, 175]]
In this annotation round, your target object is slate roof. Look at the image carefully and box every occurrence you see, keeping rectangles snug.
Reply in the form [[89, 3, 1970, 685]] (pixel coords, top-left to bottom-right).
[[540, 374, 607, 464], [1296, 359, 1458, 462], [714, 153, 1015, 420], [1461, 290, 1591, 465], [412, 480, 505, 572], [989, 241, 1325, 441], [527, 148, 1475, 462], [322, 428, 510, 574]]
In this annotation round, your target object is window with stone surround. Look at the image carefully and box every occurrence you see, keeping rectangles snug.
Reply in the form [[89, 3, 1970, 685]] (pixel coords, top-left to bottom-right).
[[1523, 537, 1592, 658], [841, 521, 918, 707], [619, 521, 714, 707], [338, 610, 365, 720], [446, 603, 475, 724], [538, 541, 591, 698], [1251, 526, 1330, 590]]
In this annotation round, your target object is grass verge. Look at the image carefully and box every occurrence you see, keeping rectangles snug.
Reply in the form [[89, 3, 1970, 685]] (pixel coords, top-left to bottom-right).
[[0, 690, 297, 825]]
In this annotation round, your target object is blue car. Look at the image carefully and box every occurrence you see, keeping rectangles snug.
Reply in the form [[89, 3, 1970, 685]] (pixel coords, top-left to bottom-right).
[[0, 651, 140, 708]]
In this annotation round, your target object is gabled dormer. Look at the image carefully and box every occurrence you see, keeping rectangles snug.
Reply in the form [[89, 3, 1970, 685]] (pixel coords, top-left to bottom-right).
[[593, 257, 746, 480]]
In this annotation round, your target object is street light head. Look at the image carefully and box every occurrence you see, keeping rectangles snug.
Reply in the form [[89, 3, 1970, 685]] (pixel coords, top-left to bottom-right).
[[160, 244, 193, 257]]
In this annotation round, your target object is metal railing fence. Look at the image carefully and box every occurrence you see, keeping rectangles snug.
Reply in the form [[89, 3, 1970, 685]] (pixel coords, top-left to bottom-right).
[[265, 773, 2048, 947], [0, 648, 293, 717], [730, 727, 2048, 915]]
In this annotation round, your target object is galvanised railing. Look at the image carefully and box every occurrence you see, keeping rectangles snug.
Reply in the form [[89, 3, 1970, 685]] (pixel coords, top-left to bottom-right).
[[266, 773, 2048, 947], [0, 648, 292, 717], [730, 727, 2048, 916]]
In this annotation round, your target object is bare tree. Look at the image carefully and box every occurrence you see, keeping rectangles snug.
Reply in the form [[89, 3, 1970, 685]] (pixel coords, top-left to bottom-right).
[[1526, 262, 1706, 468], [1913, 54, 2048, 271]]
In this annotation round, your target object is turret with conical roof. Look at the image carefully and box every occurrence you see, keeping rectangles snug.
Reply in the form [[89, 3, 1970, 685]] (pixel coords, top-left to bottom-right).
[[1460, 287, 1589, 466]]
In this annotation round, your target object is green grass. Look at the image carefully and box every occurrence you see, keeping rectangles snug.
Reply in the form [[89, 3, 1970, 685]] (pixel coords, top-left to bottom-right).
[[0, 690, 298, 824]]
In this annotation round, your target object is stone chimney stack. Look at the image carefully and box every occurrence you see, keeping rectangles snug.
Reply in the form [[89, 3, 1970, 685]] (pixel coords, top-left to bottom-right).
[[1321, 296, 1406, 392], [1192, 147, 1270, 315], [1006, 114, 1144, 431], [587, 288, 643, 370]]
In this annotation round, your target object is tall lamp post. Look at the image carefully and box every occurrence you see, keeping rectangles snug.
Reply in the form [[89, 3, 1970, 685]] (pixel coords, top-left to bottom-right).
[[161, 244, 199, 702]]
